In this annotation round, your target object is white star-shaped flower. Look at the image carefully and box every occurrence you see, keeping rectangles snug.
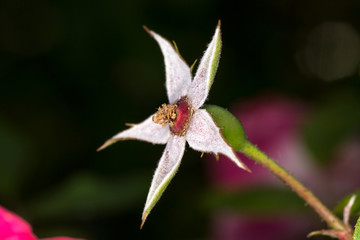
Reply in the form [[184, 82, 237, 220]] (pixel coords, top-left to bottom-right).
[[98, 21, 249, 227]]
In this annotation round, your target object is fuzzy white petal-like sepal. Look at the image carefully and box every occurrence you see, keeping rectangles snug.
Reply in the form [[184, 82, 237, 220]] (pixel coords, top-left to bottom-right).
[[145, 27, 192, 104], [97, 114, 170, 151], [141, 135, 186, 227], [187, 21, 222, 109], [186, 109, 249, 171]]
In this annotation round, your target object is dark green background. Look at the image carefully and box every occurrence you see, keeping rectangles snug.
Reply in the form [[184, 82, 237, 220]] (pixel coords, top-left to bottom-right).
[[1, 0, 360, 239]]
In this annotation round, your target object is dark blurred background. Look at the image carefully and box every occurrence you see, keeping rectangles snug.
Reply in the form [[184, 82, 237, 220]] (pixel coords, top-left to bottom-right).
[[1, 0, 360, 239]]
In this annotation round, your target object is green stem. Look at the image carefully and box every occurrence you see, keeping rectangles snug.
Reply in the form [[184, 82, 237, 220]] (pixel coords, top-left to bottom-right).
[[240, 140, 346, 231]]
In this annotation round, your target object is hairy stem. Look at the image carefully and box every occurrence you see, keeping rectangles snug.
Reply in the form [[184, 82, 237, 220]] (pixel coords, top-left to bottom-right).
[[240, 140, 346, 231]]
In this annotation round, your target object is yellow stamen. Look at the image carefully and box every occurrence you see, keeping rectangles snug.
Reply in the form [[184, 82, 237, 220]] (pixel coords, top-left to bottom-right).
[[152, 103, 177, 127]]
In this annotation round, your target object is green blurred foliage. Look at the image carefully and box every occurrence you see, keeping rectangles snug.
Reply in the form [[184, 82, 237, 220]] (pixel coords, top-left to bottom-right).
[[25, 172, 149, 220], [0, 0, 359, 239], [303, 90, 360, 165], [202, 187, 307, 214]]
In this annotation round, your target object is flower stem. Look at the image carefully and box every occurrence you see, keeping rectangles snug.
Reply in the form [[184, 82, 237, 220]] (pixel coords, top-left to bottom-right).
[[239, 140, 346, 231]]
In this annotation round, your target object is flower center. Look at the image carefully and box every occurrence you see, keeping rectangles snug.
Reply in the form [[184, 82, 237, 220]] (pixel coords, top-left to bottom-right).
[[152, 103, 177, 127], [152, 97, 193, 136]]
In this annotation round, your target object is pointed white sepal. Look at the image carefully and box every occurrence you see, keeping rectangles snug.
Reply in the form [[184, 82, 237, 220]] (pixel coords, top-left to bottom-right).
[[187, 21, 222, 109], [145, 27, 192, 104], [98, 114, 171, 151], [142, 135, 186, 226], [186, 109, 249, 171]]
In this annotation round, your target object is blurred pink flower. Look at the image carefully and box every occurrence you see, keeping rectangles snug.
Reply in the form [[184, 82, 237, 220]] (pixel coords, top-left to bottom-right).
[[0, 205, 84, 240]]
